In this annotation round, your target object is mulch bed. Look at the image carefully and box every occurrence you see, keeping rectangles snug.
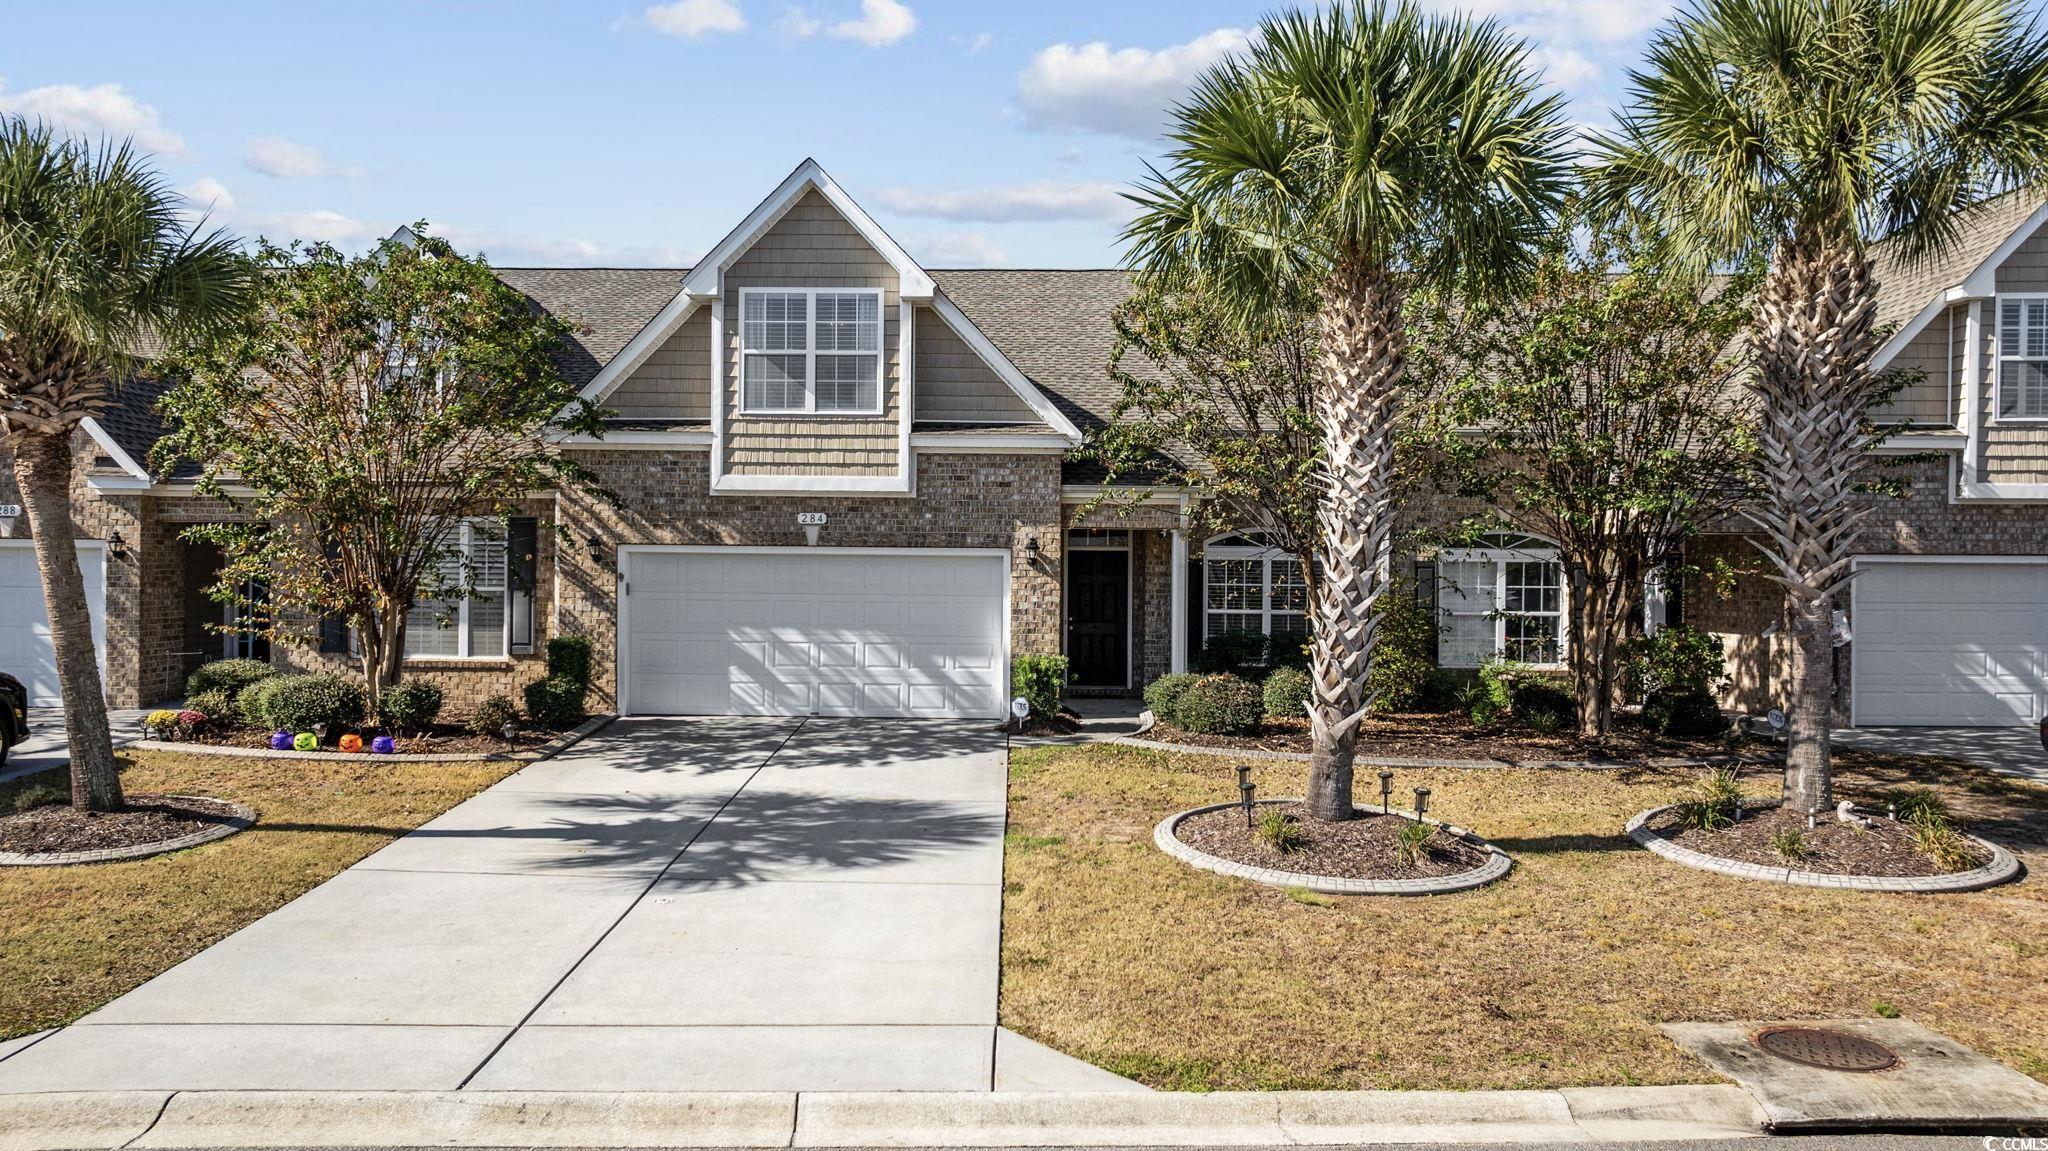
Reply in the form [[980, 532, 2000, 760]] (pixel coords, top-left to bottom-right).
[[1646, 803, 1989, 877], [1149, 712, 1733, 762], [0, 794, 245, 856], [1175, 802, 1492, 880], [177, 725, 552, 756]]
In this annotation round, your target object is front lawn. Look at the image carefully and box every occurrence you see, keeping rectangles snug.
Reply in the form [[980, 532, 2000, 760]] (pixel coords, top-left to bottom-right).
[[1001, 742, 2048, 1091], [0, 750, 521, 1039]]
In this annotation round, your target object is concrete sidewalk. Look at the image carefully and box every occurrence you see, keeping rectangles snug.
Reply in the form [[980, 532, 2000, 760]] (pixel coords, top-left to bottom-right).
[[0, 706, 151, 785], [0, 716, 1125, 1095]]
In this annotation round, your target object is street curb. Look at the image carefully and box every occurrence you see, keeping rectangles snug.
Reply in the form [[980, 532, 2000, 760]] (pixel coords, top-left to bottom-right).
[[128, 714, 615, 764], [0, 1084, 1769, 1148], [1626, 803, 2024, 892]]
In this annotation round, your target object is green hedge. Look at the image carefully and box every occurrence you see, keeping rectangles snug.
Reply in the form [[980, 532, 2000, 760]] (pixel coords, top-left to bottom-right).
[[1175, 674, 1264, 735], [1010, 653, 1068, 720], [186, 658, 276, 700], [1262, 666, 1311, 719], [524, 676, 585, 729], [246, 674, 365, 734], [547, 635, 594, 689], [378, 680, 445, 732], [1143, 672, 1201, 725]]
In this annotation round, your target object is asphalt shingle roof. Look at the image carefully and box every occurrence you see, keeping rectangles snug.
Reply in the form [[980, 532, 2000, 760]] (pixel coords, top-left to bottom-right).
[[493, 266, 692, 389], [1870, 191, 2044, 335]]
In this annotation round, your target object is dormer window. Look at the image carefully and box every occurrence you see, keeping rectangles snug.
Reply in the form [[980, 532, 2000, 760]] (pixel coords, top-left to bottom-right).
[[739, 288, 883, 415], [1998, 294, 2048, 420]]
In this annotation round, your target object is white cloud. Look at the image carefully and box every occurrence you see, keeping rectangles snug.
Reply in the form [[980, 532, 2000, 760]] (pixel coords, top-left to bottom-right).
[[179, 176, 236, 216], [645, 0, 746, 38], [1527, 43, 1599, 91], [243, 136, 357, 179], [1017, 29, 1247, 140], [915, 231, 1007, 267], [951, 31, 994, 54], [877, 181, 1129, 224], [252, 209, 375, 245], [1449, 0, 1671, 44], [0, 76, 184, 154], [436, 224, 701, 267], [781, 0, 915, 46]]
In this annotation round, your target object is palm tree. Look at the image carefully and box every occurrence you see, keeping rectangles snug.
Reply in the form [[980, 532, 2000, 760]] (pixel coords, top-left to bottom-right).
[[0, 119, 252, 811], [1588, 0, 2048, 813], [1125, 0, 1571, 821]]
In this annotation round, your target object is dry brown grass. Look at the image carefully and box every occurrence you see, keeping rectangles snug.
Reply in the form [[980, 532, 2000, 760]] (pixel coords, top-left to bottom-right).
[[0, 750, 520, 1039], [1001, 742, 2048, 1092]]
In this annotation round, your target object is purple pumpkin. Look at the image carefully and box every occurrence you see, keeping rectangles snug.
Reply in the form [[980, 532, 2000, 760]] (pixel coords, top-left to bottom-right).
[[269, 730, 295, 751], [370, 735, 397, 755]]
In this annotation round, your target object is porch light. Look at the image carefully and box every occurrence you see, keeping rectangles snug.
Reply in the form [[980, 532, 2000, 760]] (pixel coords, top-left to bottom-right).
[[108, 530, 127, 560], [1023, 535, 1041, 564]]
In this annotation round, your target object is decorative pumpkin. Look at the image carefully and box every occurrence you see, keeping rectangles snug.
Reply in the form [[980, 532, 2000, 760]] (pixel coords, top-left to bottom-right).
[[338, 733, 364, 753], [269, 731, 295, 751], [293, 732, 318, 752], [371, 735, 397, 755]]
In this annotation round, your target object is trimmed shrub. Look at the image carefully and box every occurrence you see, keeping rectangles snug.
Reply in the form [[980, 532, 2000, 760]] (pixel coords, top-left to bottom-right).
[[1265, 631, 1311, 673], [235, 676, 286, 729], [1262, 665, 1311, 719], [1190, 631, 1268, 676], [1010, 653, 1068, 720], [524, 676, 585, 729], [467, 694, 519, 738], [1175, 674, 1264, 735], [185, 658, 276, 700], [546, 635, 594, 689], [1366, 580, 1438, 714], [1143, 672, 1202, 726], [184, 688, 238, 729], [247, 674, 365, 734], [378, 680, 444, 733], [1643, 689, 1727, 738], [1626, 625, 1729, 699]]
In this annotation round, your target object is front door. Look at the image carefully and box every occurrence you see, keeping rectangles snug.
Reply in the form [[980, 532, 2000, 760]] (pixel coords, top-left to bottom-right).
[[1066, 550, 1129, 688]]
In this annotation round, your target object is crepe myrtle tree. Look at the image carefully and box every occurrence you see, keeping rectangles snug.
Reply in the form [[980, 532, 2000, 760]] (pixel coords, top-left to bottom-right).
[[0, 119, 253, 811], [1125, 0, 1571, 822], [1588, 0, 2048, 810], [1084, 270, 1324, 618], [1407, 219, 1759, 740], [157, 227, 608, 716]]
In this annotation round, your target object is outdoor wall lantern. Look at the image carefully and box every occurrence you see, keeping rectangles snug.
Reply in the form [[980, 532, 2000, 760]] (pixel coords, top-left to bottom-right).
[[1237, 764, 1257, 828], [107, 530, 127, 560], [1413, 786, 1431, 821], [1378, 770, 1395, 814], [1023, 535, 1041, 565]]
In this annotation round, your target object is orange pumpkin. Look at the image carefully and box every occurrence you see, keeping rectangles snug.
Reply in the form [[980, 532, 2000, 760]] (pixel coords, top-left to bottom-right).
[[338, 733, 364, 753]]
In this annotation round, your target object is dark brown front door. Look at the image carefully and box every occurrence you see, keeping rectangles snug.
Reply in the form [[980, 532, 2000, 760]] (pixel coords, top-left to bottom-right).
[[1067, 550, 1129, 688]]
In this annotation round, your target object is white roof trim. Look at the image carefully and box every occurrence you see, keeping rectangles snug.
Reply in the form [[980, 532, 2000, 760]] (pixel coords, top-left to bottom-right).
[[574, 291, 700, 403], [680, 159, 935, 301], [557, 430, 712, 447], [80, 417, 152, 482], [928, 292, 1083, 444], [1876, 199, 2048, 368]]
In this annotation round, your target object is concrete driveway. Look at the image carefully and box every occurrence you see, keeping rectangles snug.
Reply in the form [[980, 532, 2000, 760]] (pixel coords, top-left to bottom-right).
[[0, 716, 1125, 1093], [1834, 725, 2048, 785]]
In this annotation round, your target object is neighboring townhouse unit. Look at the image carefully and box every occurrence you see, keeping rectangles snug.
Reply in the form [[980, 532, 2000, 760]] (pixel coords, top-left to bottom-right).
[[5, 163, 2048, 727]]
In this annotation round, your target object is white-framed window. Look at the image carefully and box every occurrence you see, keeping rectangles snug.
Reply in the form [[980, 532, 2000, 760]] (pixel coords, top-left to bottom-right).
[[405, 520, 509, 660], [1436, 531, 1567, 668], [1202, 534, 1309, 642], [1997, 294, 2048, 420], [739, 287, 884, 415]]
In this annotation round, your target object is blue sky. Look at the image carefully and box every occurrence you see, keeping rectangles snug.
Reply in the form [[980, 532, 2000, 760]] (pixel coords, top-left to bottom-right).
[[1, 0, 1673, 268]]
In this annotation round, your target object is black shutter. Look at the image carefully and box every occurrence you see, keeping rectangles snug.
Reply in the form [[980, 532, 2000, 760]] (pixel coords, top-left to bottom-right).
[[318, 534, 350, 652], [1185, 555, 1204, 663], [508, 516, 537, 656]]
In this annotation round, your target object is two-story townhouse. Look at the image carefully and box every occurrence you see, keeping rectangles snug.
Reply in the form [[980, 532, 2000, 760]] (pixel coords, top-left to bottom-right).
[[7, 162, 2048, 729]]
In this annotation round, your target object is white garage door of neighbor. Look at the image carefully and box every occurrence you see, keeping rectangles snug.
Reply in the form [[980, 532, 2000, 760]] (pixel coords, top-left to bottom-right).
[[620, 549, 1008, 719], [1853, 559, 2048, 727], [0, 542, 108, 707]]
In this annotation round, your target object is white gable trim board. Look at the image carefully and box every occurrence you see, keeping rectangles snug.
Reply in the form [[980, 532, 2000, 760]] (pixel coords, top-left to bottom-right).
[[680, 159, 934, 302], [615, 545, 1010, 719]]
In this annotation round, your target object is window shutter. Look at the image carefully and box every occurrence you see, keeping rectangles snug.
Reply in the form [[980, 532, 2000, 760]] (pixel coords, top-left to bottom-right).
[[317, 535, 350, 653], [508, 516, 538, 656]]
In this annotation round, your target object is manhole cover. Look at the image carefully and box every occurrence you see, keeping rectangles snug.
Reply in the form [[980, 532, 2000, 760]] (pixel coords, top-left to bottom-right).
[[1752, 1026, 1900, 1072]]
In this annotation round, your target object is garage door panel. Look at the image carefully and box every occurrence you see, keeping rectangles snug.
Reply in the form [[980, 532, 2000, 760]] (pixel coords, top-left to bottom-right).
[[0, 544, 107, 707], [1856, 560, 2048, 727], [623, 550, 1006, 719]]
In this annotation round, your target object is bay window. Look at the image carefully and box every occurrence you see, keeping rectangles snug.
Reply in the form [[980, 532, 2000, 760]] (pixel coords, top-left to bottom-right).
[[740, 288, 883, 414], [1436, 532, 1567, 668], [1998, 294, 2048, 420]]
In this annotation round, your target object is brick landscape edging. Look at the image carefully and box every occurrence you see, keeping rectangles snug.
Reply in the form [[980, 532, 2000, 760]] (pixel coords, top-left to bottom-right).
[[129, 714, 615, 764], [1625, 803, 2023, 892], [1154, 798, 1514, 896], [0, 795, 256, 868]]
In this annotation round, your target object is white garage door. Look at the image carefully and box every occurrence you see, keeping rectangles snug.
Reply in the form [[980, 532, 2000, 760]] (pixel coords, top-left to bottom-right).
[[0, 541, 108, 707], [620, 548, 1008, 719], [1853, 559, 2048, 727]]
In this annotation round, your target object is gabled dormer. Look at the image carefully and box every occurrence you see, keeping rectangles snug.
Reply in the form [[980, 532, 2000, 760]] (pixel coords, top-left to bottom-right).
[[574, 160, 1079, 495]]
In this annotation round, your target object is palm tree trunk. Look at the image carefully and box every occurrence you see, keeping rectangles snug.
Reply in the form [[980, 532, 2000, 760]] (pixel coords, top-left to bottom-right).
[[1305, 257, 1404, 823], [1747, 235, 1879, 812], [9, 430, 123, 811]]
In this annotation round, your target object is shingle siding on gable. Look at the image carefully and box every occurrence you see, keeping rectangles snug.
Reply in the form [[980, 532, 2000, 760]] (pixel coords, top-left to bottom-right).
[[608, 306, 712, 419], [722, 188, 902, 478], [914, 304, 1040, 422], [1873, 303, 1957, 425], [1980, 222, 2048, 482]]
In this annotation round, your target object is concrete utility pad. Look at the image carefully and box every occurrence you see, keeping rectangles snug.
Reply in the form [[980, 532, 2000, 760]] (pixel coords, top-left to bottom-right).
[[1662, 1018, 2048, 1129]]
